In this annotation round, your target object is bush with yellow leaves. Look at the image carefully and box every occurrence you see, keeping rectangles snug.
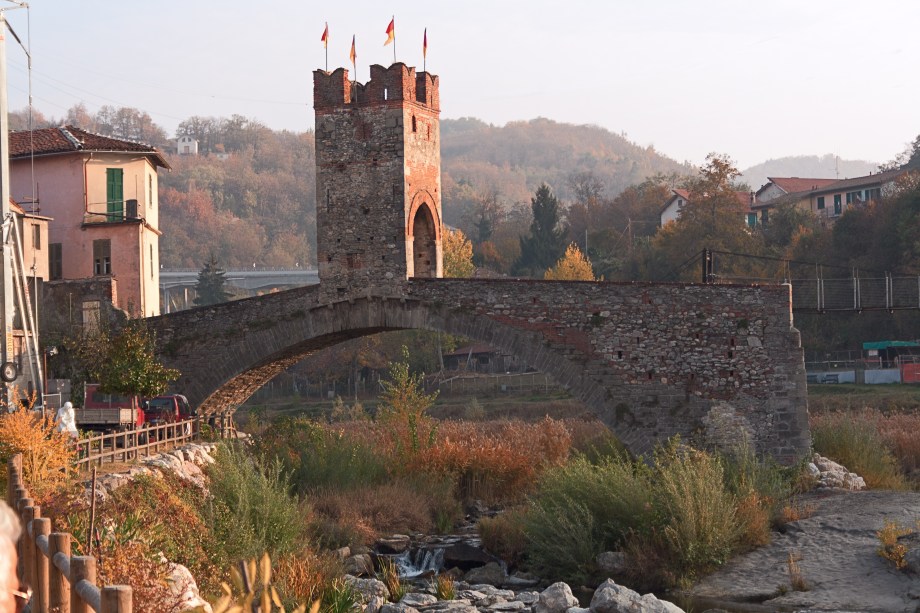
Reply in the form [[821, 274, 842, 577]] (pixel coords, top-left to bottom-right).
[[0, 388, 73, 498]]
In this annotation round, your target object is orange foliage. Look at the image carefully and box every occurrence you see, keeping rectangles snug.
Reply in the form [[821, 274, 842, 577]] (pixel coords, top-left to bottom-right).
[[0, 395, 74, 498], [412, 417, 571, 502]]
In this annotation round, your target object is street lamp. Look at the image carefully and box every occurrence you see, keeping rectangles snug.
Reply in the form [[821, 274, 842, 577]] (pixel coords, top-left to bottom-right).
[[43, 346, 57, 394]]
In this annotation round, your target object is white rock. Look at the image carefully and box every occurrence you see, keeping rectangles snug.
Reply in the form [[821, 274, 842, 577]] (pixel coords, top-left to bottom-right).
[[535, 582, 579, 613]]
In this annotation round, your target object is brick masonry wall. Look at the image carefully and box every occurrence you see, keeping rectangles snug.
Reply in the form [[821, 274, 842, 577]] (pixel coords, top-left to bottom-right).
[[149, 278, 810, 464]]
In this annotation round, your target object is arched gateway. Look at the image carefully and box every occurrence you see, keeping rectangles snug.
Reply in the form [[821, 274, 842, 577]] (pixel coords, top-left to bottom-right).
[[147, 63, 810, 463]]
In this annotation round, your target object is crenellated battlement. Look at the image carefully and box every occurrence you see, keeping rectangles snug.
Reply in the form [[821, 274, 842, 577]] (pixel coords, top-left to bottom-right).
[[313, 63, 439, 111]]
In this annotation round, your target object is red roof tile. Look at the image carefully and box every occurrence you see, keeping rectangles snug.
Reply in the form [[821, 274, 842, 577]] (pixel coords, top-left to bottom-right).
[[764, 177, 838, 195], [9, 126, 170, 169]]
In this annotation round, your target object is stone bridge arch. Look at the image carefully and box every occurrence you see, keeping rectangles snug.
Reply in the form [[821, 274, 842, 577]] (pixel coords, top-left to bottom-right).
[[148, 278, 810, 462]]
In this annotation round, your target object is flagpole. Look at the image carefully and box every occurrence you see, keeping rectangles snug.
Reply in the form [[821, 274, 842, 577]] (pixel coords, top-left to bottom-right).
[[325, 22, 328, 71], [423, 28, 427, 73], [392, 15, 396, 63]]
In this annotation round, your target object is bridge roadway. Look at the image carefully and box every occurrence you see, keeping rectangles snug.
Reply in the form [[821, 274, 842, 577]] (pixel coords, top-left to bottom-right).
[[147, 278, 811, 463]]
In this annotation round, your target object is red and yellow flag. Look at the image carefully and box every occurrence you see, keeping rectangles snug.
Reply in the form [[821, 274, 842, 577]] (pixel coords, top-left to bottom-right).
[[349, 35, 356, 65], [321, 23, 328, 48], [423, 28, 427, 59], [384, 18, 395, 46]]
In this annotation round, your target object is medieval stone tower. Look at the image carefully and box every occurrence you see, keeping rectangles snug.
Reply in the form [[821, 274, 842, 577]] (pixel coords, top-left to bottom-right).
[[313, 63, 442, 298]]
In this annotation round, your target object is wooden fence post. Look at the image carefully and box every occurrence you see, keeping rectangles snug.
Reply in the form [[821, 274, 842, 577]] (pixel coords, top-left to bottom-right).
[[100, 585, 132, 613], [6, 453, 22, 503], [32, 517, 51, 613], [49, 532, 71, 613], [20, 505, 39, 600], [70, 556, 96, 613]]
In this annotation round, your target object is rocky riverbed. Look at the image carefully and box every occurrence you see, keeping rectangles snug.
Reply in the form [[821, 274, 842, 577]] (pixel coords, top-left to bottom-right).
[[690, 490, 920, 612]]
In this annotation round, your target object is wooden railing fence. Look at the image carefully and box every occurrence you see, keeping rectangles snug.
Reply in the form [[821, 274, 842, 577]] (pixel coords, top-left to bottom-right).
[[7, 453, 133, 613], [71, 411, 236, 471]]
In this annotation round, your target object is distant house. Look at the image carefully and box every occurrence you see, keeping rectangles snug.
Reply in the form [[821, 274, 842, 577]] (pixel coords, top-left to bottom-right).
[[177, 135, 198, 156], [659, 189, 757, 227], [443, 343, 521, 374], [751, 169, 908, 223], [8, 125, 171, 318]]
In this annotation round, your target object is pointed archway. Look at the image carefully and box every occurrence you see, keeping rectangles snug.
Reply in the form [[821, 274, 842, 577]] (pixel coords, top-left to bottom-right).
[[411, 202, 437, 278]]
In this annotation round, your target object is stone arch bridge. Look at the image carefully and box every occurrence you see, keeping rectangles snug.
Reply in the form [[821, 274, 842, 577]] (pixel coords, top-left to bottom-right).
[[147, 278, 810, 463]]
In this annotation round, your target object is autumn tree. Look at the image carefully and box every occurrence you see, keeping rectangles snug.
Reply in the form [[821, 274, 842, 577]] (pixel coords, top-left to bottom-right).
[[443, 228, 475, 278], [377, 346, 439, 462], [544, 243, 596, 281], [513, 184, 568, 277], [649, 154, 762, 281], [194, 255, 232, 306]]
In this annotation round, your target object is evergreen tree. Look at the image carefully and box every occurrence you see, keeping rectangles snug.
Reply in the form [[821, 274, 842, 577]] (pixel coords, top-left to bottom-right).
[[194, 255, 232, 306], [513, 183, 568, 277]]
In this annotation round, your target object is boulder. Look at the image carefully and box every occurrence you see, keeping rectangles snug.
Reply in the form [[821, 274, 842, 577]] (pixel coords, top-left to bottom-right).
[[589, 579, 684, 613], [443, 542, 501, 571], [380, 604, 420, 613], [167, 562, 212, 613], [344, 554, 374, 577], [366, 596, 387, 613], [377, 534, 412, 554], [344, 575, 390, 602], [401, 593, 438, 607], [514, 591, 540, 606], [904, 547, 920, 575], [418, 601, 478, 613], [535, 582, 579, 613], [596, 551, 628, 576], [463, 562, 508, 587]]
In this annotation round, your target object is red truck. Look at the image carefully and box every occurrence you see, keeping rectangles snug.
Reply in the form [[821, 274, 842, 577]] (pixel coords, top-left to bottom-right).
[[78, 383, 145, 432]]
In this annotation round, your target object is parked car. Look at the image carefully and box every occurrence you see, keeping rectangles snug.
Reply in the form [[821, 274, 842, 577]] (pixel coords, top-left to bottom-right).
[[143, 394, 194, 425]]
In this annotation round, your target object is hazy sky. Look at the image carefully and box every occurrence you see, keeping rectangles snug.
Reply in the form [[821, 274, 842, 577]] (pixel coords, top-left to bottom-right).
[[4, 0, 918, 169]]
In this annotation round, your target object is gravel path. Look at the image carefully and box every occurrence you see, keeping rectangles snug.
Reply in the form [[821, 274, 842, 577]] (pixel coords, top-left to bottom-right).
[[690, 490, 920, 612]]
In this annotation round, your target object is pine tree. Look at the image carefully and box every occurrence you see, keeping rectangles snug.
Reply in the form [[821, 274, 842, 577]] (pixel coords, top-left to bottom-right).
[[513, 183, 568, 277], [194, 255, 232, 306]]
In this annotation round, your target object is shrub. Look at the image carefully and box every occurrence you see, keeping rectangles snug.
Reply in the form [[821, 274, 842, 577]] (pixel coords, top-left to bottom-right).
[[257, 417, 388, 496], [98, 539, 186, 613], [321, 578, 360, 613], [787, 551, 808, 591], [566, 419, 628, 464], [810, 411, 907, 489], [310, 482, 433, 546], [206, 443, 306, 567], [0, 396, 74, 498], [876, 519, 914, 569], [523, 455, 653, 584], [275, 550, 343, 608], [652, 444, 740, 581], [478, 507, 528, 568], [432, 574, 455, 600]]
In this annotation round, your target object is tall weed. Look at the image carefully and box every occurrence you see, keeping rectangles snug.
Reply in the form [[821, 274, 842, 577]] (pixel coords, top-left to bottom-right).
[[810, 411, 906, 489], [206, 443, 305, 566]]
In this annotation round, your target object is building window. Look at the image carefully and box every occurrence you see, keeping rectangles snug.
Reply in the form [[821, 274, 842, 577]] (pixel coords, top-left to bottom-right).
[[833, 194, 842, 215], [93, 239, 111, 275], [150, 245, 154, 279], [49, 243, 62, 280], [746, 212, 757, 228], [866, 187, 881, 201], [32, 224, 40, 249], [816, 196, 825, 210], [846, 191, 861, 205], [82, 300, 101, 333], [148, 175, 154, 208], [106, 168, 124, 220], [412, 115, 417, 132]]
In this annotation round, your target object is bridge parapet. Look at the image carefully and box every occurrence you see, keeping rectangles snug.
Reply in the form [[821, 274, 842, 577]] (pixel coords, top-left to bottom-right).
[[148, 279, 809, 464]]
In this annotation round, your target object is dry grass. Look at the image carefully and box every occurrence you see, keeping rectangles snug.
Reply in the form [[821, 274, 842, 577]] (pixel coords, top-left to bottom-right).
[[98, 540, 186, 613], [274, 550, 343, 606], [413, 417, 571, 502], [810, 410, 907, 489], [734, 492, 772, 550], [310, 482, 433, 545], [786, 551, 808, 591], [478, 507, 529, 568], [778, 498, 817, 524]]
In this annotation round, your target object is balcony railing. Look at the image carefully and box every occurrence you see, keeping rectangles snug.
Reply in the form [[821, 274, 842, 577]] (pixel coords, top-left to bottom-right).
[[83, 200, 140, 225]]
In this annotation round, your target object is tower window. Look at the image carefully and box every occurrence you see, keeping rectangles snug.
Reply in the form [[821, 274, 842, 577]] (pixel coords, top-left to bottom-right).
[[383, 87, 388, 100], [412, 115, 417, 132], [93, 239, 111, 275]]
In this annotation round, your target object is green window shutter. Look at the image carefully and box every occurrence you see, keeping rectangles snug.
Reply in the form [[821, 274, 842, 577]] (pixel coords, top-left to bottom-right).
[[106, 168, 124, 218]]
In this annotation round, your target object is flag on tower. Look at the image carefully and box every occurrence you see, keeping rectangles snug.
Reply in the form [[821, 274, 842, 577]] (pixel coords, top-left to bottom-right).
[[423, 28, 428, 59], [349, 35, 356, 65], [321, 23, 329, 48], [384, 18, 395, 46]]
